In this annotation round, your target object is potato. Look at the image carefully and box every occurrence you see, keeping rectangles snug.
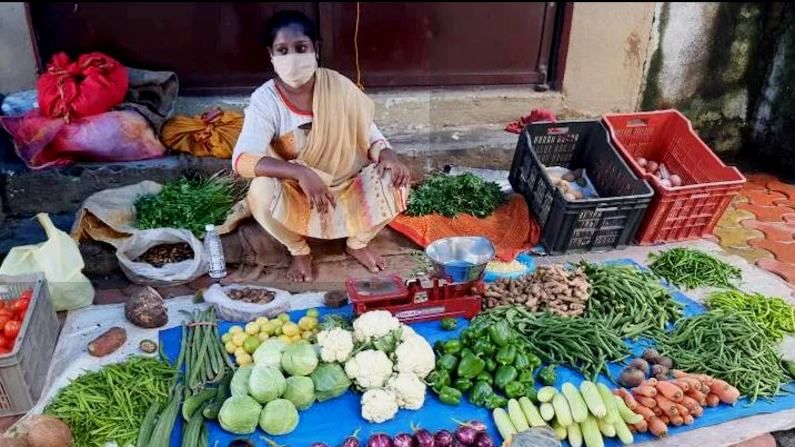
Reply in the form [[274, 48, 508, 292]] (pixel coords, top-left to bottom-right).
[[562, 172, 576, 182], [646, 161, 659, 173], [564, 192, 576, 201], [549, 174, 562, 185], [637, 157, 648, 167]]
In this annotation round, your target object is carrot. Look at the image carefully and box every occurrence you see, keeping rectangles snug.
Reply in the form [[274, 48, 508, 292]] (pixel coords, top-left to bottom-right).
[[653, 416, 670, 433], [653, 406, 663, 416], [685, 388, 707, 405], [616, 389, 638, 410], [691, 404, 704, 417], [683, 414, 694, 425], [715, 386, 741, 405], [680, 396, 699, 413], [656, 381, 684, 401], [671, 379, 690, 392], [674, 403, 690, 417], [672, 370, 688, 379], [644, 378, 659, 387], [679, 377, 702, 390], [632, 385, 657, 398], [632, 420, 649, 433], [670, 416, 684, 426], [701, 384, 711, 394], [634, 405, 655, 420], [655, 395, 678, 416], [706, 394, 720, 408], [709, 379, 733, 394], [635, 395, 657, 408]]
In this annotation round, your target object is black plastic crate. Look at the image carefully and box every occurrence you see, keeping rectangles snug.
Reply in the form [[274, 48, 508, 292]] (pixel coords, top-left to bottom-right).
[[509, 120, 654, 254]]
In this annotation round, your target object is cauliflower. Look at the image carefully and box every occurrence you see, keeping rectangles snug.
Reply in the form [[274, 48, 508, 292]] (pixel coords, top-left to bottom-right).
[[387, 372, 426, 410], [317, 328, 354, 363], [394, 334, 435, 379], [360, 388, 399, 423], [353, 310, 400, 342], [345, 350, 394, 389]]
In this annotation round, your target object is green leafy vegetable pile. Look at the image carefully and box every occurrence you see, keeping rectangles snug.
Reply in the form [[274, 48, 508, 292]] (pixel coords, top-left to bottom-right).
[[135, 173, 241, 236], [405, 173, 505, 218]]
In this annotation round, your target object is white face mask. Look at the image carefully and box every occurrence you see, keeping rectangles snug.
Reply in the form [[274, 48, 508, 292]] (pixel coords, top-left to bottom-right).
[[271, 52, 318, 88]]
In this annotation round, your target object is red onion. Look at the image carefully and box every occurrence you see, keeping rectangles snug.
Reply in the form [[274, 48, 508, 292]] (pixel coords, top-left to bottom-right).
[[311, 444, 330, 447], [450, 440, 464, 447], [455, 426, 477, 446], [367, 434, 393, 447], [393, 433, 415, 447], [413, 428, 435, 447], [473, 434, 493, 447], [434, 430, 454, 447], [342, 429, 361, 447], [467, 421, 487, 434]]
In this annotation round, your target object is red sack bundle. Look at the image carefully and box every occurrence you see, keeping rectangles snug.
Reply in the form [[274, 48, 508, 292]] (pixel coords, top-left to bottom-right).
[[37, 52, 129, 122]]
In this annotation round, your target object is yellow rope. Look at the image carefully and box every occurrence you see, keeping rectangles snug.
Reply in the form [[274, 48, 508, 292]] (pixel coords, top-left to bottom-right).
[[354, 2, 364, 91]]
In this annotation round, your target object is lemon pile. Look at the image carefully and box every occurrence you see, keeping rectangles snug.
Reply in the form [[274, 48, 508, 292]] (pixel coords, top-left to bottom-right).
[[220, 309, 320, 366]]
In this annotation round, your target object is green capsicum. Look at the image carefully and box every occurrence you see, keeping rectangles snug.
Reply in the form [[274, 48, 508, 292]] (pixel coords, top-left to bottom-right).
[[472, 339, 496, 356], [526, 352, 542, 368], [494, 365, 518, 389], [469, 381, 493, 406], [504, 381, 526, 399], [428, 370, 451, 392], [517, 369, 534, 384], [484, 394, 508, 410], [441, 318, 458, 331], [454, 378, 473, 393], [488, 321, 514, 347], [525, 386, 538, 404], [514, 352, 531, 370], [496, 345, 517, 366], [539, 365, 557, 386], [485, 358, 498, 373], [437, 353, 459, 371], [476, 372, 493, 385], [437, 386, 462, 406], [457, 351, 486, 380], [443, 339, 462, 355]]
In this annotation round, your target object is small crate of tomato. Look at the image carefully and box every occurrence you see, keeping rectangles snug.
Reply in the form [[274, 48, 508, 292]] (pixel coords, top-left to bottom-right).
[[0, 273, 59, 416]]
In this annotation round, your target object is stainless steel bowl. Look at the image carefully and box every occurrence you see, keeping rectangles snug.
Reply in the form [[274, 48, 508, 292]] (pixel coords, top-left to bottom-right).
[[425, 236, 496, 283]]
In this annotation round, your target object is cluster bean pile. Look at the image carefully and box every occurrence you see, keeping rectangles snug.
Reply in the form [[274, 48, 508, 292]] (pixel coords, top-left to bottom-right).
[[649, 248, 742, 289]]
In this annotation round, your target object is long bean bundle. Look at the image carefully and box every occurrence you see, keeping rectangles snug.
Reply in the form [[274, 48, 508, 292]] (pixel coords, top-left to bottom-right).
[[181, 307, 236, 392], [706, 290, 795, 341], [580, 261, 683, 338], [472, 306, 629, 380], [45, 357, 178, 447], [649, 247, 741, 289], [653, 310, 788, 402]]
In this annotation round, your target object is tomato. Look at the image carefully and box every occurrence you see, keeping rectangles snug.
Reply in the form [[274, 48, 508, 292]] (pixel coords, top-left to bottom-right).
[[0, 347, 10, 355], [0, 316, 9, 331], [0, 309, 13, 320], [3, 321, 20, 339], [18, 290, 32, 301], [12, 299, 29, 316], [0, 335, 9, 349]]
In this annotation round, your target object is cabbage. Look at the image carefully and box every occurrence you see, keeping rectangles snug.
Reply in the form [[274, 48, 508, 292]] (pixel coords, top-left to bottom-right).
[[253, 338, 287, 369], [281, 342, 319, 376], [218, 395, 262, 435], [283, 376, 315, 410], [259, 399, 299, 435], [310, 362, 351, 402], [249, 365, 286, 404], [230, 365, 254, 397]]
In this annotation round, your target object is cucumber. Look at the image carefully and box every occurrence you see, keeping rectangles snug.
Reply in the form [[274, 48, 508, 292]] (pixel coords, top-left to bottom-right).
[[552, 420, 567, 440], [552, 393, 573, 426], [579, 381, 607, 418], [597, 417, 616, 438], [540, 402, 555, 421], [507, 399, 530, 432], [537, 386, 557, 403], [562, 383, 589, 423], [581, 415, 605, 447], [614, 395, 643, 424], [568, 422, 583, 447], [493, 408, 518, 441], [182, 389, 216, 421], [597, 383, 619, 423], [613, 418, 634, 445], [519, 397, 547, 427]]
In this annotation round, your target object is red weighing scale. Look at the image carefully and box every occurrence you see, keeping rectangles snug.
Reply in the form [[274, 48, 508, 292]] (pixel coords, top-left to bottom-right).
[[346, 274, 484, 324]]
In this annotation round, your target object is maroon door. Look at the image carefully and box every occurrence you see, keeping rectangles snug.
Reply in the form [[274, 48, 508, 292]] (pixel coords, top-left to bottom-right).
[[28, 2, 564, 93]]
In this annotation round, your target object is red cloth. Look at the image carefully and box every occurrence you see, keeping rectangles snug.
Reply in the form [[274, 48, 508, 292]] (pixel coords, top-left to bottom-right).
[[505, 108, 557, 134], [0, 110, 166, 170], [37, 52, 128, 122]]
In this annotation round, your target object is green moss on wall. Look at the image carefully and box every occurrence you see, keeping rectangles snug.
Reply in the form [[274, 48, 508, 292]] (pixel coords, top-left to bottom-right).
[[640, 3, 668, 111]]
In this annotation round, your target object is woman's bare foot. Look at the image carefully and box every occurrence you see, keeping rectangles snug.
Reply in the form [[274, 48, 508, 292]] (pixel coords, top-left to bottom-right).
[[286, 255, 313, 282], [346, 246, 386, 273]]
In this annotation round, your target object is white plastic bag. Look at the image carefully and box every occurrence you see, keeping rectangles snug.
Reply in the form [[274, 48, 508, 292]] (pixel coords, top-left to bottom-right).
[[116, 228, 207, 286], [0, 213, 94, 311], [203, 283, 291, 322]]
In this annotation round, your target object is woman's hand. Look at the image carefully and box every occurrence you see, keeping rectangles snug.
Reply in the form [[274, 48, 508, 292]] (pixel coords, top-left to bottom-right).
[[297, 167, 336, 213], [376, 149, 411, 188]]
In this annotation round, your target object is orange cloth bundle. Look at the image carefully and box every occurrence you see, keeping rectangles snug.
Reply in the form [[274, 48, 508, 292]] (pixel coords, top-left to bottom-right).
[[161, 108, 243, 158], [389, 194, 540, 261]]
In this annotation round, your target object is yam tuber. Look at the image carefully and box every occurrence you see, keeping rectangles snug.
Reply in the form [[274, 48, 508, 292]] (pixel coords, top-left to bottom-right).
[[87, 327, 127, 357]]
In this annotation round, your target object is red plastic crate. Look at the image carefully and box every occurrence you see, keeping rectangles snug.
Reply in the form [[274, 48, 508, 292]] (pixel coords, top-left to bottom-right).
[[603, 110, 746, 244]]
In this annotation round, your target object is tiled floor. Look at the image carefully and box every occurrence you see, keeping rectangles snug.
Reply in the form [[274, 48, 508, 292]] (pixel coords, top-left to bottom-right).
[[716, 173, 795, 286]]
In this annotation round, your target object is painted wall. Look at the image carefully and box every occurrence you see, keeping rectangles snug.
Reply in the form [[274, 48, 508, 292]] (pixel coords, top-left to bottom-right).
[[0, 3, 37, 94]]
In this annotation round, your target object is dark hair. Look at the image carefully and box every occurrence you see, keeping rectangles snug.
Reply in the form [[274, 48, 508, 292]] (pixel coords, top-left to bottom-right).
[[263, 10, 319, 47]]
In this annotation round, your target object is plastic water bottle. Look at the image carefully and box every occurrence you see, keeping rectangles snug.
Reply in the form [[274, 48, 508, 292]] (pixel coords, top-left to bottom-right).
[[204, 224, 227, 279]]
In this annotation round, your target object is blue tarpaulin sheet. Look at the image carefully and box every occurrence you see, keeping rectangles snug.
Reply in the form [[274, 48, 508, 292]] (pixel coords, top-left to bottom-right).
[[160, 259, 795, 447]]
